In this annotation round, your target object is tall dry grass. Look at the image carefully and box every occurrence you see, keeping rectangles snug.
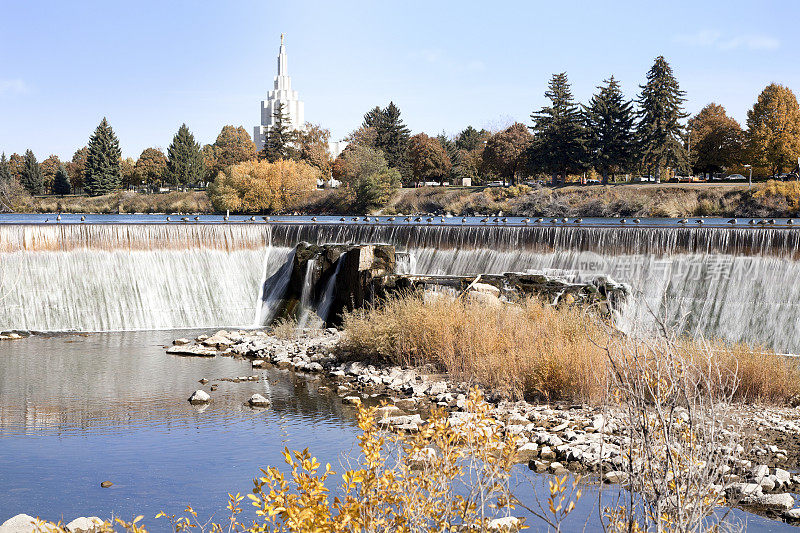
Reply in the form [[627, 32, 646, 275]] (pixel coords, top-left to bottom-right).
[[340, 294, 800, 405]]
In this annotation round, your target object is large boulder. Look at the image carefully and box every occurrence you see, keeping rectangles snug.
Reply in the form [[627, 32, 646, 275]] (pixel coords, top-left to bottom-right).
[[188, 390, 211, 404], [0, 514, 38, 533], [66, 517, 104, 533]]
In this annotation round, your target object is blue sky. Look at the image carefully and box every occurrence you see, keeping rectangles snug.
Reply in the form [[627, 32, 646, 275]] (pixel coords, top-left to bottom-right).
[[1, 0, 798, 160]]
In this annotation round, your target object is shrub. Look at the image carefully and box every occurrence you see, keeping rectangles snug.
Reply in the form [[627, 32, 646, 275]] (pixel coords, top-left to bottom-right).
[[208, 159, 320, 214]]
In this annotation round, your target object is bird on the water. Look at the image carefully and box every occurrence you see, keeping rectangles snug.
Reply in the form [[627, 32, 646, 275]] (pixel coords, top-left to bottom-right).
[[387, 217, 395, 222], [574, 218, 582, 224], [352, 217, 359, 221], [310, 216, 317, 222], [223, 214, 229, 222], [695, 219, 703, 225], [480, 218, 488, 223], [550, 218, 558, 224], [414, 217, 422, 222], [678, 219, 688, 224], [522, 218, 530, 225], [166, 216, 171, 222], [727, 219, 737, 224], [249, 216, 255, 222], [263, 216, 270, 222], [768, 219, 775, 225], [562, 218, 569, 223], [749, 219, 756, 225], [80, 216, 86, 222], [535, 218, 543, 224], [788, 219, 795, 225], [194, 216, 200, 222], [405, 217, 412, 222], [340, 217, 346, 222], [619, 219, 626, 224], [182, 217, 189, 223]]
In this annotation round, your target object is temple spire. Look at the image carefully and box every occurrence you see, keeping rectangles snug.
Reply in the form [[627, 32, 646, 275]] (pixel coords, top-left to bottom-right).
[[277, 34, 288, 78]]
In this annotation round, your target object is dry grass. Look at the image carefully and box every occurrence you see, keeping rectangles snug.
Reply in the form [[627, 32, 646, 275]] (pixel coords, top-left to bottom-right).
[[30, 190, 211, 214], [340, 293, 800, 405]]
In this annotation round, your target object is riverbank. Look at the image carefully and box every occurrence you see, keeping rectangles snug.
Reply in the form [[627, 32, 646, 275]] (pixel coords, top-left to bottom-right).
[[19, 181, 800, 218], [165, 324, 800, 525]]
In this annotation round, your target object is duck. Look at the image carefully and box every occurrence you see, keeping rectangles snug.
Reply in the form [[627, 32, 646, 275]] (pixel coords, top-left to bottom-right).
[[249, 216, 256, 222], [522, 218, 530, 225], [194, 216, 200, 222], [727, 219, 737, 224], [574, 218, 582, 224], [80, 216, 86, 222], [340, 217, 346, 222], [461, 217, 467, 224], [633, 218, 641, 224], [364, 217, 370, 222], [480, 218, 489, 223], [405, 217, 412, 222], [414, 217, 422, 222], [166, 216, 171, 222], [44, 218, 49, 223], [678, 219, 688, 224], [56, 214, 61, 222], [263, 216, 270, 222], [352, 217, 359, 221], [788, 219, 794, 225], [695, 219, 703, 225], [749, 219, 756, 225], [535, 218, 544, 224], [181, 217, 189, 223], [767, 219, 775, 225], [619, 219, 626, 224], [757, 219, 767, 225], [550, 218, 558, 224], [501, 217, 507, 224], [387, 217, 395, 222], [493, 217, 500, 223], [310, 216, 317, 222], [426, 217, 434, 223], [223, 214, 229, 222], [562, 218, 569, 223]]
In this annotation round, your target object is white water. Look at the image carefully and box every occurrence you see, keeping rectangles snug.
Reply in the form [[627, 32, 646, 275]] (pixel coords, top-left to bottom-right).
[[315, 253, 346, 324], [2, 223, 800, 353], [297, 259, 317, 329]]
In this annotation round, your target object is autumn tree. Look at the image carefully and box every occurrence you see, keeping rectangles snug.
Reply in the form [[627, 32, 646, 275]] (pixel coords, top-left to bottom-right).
[[135, 148, 167, 189], [20, 149, 43, 195], [529, 73, 587, 184], [121, 157, 136, 188], [164, 124, 205, 186], [208, 159, 319, 213], [297, 123, 332, 175], [262, 103, 297, 162], [53, 164, 71, 195], [8, 153, 25, 182], [408, 133, 452, 185], [636, 56, 689, 182], [204, 125, 257, 179], [84, 117, 122, 196], [39, 155, 61, 194], [345, 125, 378, 149], [583, 76, 636, 183], [688, 103, 744, 177], [746, 83, 800, 177], [68, 147, 89, 191], [333, 144, 400, 211], [483, 123, 533, 185]]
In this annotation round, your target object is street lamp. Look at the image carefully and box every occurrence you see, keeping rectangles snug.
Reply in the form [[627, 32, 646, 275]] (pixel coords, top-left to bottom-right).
[[744, 164, 752, 188]]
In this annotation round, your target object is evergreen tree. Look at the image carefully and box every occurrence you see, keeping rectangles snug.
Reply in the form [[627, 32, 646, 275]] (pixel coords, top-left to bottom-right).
[[583, 76, 636, 183], [529, 72, 588, 183], [20, 149, 43, 195], [636, 56, 689, 182], [262, 103, 296, 162], [363, 102, 411, 178], [455, 126, 488, 152], [53, 164, 71, 195], [84, 117, 122, 196], [164, 124, 205, 186], [0, 153, 10, 183]]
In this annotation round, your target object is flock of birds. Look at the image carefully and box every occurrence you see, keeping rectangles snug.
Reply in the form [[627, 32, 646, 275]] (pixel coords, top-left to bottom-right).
[[39, 214, 796, 226]]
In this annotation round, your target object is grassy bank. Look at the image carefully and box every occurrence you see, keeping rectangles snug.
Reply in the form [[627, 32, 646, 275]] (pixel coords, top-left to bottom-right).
[[340, 294, 800, 405], [18, 180, 800, 218]]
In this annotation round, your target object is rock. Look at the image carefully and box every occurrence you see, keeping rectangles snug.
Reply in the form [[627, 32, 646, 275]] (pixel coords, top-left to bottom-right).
[[198, 378, 209, 384], [66, 517, 104, 533], [166, 344, 217, 357], [604, 471, 628, 484], [726, 482, 762, 499], [471, 282, 501, 297], [394, 398, 417, 411], [100, 480, 113, 488], [529, 460, 548, 473], [252, 360, 266, 368], [201, 335, 232, 348], [375, 405, 402, 419], [774, 468, 791, 485], [466, 291, 501, 307], [409, 447, 437, 469], [539, 446, 556, 460], [750, 464, 769, 481], [549, 462, 568, 475], [6, 333, 23, 340], [784, 508, 800, 521], [515, 443, 539, 462], [759, 477, 776, 492], [173, 338, 190, 345], [210, 384, 218, 391], [248, 394, 270, 407], [486, 516, 521, 531], [0, 514, 38, 533], [342, 396, 362, 406], [748, 493, 795, 511], [188, 390, 211, 404]]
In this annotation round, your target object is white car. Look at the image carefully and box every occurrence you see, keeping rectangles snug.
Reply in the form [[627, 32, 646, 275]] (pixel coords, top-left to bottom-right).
[[726, 174, 746, 180]]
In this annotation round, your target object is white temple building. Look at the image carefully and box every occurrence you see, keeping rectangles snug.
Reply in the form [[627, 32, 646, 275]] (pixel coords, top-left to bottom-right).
[[254, 35, 347, 160], [253, 34, 305, 151]]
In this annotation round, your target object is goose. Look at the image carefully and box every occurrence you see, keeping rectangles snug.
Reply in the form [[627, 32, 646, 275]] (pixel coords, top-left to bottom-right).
[[352, 217, 359, 221], [749, 219, 756, 225], [550, 218, 558, 224], [480, 217, 489, 223], [501, 217, 507, 224], [562, 218, 569, 223], [194, 216, 200, 222], [364, 217, 370, 222], [535, 218, 544, 224], [181, 217, 189, 223], [461, 217, 467, 224], [80, 216, 86, 222], [414, 217, 422, 222], [522, 218, 530, 225], [619, 219, 626, 224], [695, 219, 703, 225], [387, 217, 395, 222], [310, 216, 317, 222], [426, 217, 434, 223], [493, 217, 500, 223], [678, 219, 688, 224], [166, 216, 171, 222], [263, 216, 270, 222], [727, 219, 737, 224], [249, 216, 256, 222], [440, 217, 445, 224], [757, 219, 767, 225], [340, 217, 346, 222], [574, 218, 582, 224], [44, 218, 49, 223], [223, 214, 229, 222], [633, 218, 641, 224]]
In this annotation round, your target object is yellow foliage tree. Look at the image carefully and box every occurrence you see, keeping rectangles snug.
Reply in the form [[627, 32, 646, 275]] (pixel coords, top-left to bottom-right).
[[746, 83, 800, 176], [208, 159, 320, 213]]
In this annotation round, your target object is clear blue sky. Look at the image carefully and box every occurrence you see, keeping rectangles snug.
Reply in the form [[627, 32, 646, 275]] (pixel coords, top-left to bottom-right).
[[1, 0, 798, 160]]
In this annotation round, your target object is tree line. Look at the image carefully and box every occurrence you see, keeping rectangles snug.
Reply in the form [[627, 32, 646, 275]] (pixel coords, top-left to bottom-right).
[[2, 55, 799, 202]]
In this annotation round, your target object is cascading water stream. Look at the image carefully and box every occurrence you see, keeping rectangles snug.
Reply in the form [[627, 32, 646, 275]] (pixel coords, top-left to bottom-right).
[[296, 259, 317, 329], [315, 253, 346, 324]]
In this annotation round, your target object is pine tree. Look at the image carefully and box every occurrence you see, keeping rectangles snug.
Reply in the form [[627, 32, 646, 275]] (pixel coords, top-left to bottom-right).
[[84, 117, 122, 196], [529, 72, 588, 183], [164, 124, 205, 186], [0, 153, 10, 183], [20, 149, 43, 195], [363, 102, 411, 178], [53, 164, 71, 195], [262, 103, 296, 162], [584, 76, 636, 184], [636, 56, 689, 182]]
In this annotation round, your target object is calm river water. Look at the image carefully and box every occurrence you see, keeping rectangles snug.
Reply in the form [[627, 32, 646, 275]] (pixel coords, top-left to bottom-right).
[[0, 332, 795, 531]]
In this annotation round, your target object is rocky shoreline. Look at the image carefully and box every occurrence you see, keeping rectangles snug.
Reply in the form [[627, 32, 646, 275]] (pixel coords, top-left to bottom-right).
[[169, 327, 800, 525]]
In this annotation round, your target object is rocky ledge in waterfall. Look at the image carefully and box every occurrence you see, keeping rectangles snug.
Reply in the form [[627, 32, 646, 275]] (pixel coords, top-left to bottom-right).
[[167, 327, 800, 523]]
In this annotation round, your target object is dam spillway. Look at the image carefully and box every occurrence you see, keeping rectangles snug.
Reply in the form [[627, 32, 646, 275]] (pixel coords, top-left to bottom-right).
[[1, 220, 799, 354]]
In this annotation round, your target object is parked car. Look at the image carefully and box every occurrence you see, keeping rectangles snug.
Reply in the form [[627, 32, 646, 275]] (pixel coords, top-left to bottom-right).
[[486, 181, 504, 187], [726, 174, 746, 181]]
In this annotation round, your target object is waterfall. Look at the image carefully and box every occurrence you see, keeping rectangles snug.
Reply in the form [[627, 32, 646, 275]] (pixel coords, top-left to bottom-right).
[[316, 253, 346, 324], [296, 259, 317, 329], [2, 222, 800, 352]]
